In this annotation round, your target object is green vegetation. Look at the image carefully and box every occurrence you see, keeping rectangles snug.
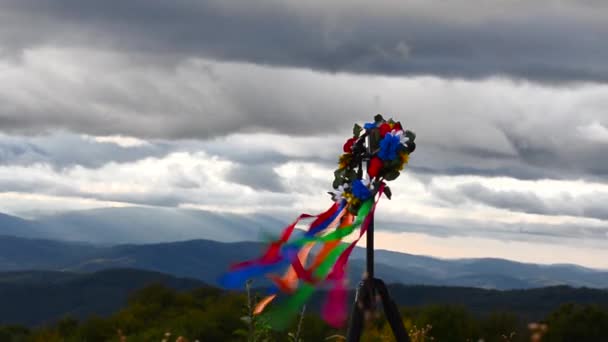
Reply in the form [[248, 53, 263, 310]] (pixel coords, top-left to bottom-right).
[[1, 283, 608, 341]]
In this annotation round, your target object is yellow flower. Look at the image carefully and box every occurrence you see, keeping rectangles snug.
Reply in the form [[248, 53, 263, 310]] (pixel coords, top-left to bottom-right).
[[343, 192, 360, 206], [338, 153, 352, 169], [398, 152, 409, 170]]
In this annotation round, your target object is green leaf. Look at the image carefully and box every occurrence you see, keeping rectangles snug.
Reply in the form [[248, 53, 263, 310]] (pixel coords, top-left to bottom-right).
[[385, 158, 401, 169], [407, 141, 416, 153], [370, 128, 381, 151], [384, 170, 400, 181], [384, 186, 392, 200], [332, 178, 341, 189], [346, 169, 358, 181], [353, 123, 362, 137], [405, 130, 416, 141]]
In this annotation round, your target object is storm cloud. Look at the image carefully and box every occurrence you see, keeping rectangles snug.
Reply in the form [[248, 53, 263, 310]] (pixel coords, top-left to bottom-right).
[[2, 1, 608, 82], [2, 51, 608, 182], [432, 181, 608, 221]]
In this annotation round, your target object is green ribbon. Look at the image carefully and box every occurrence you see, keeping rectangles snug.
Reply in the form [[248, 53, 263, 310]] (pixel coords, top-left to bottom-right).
[[262, 198, 373, 330]]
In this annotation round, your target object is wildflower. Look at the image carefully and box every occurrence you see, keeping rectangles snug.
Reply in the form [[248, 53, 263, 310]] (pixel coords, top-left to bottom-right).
[[338, 153, 352, 169], [364, 122, 377, 130], [367, 156, 383, 178], [343, 192, 360, 206], [398, 151, 409, 170], [396, 129, 409, 145], [378, 131, 402, 161], [379, 123, 393, 137], [351, 178, 373, 200], [343, 137, 357, 152], [329, 184, 349, 202]]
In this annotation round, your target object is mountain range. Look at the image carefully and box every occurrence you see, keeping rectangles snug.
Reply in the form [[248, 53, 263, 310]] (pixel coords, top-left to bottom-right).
[[1, 207, 607, 290], [2, 207, 608, 329], [1, 234, 608, 290]]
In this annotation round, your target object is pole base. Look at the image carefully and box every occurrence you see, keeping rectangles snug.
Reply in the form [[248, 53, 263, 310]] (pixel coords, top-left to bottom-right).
[[346, 277, 410, 342]]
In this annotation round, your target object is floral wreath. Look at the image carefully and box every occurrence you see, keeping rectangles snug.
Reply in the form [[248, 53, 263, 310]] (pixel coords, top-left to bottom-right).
[[221, 114, 416, 329], [331, 114, 416, 213]]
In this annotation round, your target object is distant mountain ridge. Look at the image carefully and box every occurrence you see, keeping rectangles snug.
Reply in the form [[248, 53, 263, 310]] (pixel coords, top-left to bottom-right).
[[1, 235, 607, 290], [0, 213, 47, 239], [1, 208, 287, 244]]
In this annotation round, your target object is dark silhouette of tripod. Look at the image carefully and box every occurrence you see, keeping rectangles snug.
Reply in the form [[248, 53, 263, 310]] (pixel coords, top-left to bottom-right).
[[345, 130, 410, 341], [345, 212, 410, 342]]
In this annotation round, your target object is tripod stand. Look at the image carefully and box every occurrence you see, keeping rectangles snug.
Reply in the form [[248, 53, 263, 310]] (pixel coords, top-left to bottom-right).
[[345, 212, 410, 342]]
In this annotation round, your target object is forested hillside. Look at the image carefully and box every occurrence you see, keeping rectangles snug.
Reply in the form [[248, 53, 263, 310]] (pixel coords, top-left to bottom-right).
[[2, 281, 608, 341], [1, 269, 608, 341]]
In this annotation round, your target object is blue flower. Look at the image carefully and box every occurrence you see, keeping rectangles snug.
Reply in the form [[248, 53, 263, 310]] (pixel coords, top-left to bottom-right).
[[378, 133, 401, 161], [364, 122, 377, 130], [351, 179, 372, 200]]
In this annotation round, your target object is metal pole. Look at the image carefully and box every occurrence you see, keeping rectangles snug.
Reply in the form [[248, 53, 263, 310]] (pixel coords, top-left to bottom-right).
[[359, 193, 410, 342], [365, 131, 374, 280], [347, 127, 410, 342], [366, 212, 374, 279]]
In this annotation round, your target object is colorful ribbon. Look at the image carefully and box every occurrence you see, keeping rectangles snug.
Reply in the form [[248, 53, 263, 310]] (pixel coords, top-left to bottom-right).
[[219, 187, 383, 329], [219, 115, 415, 329]]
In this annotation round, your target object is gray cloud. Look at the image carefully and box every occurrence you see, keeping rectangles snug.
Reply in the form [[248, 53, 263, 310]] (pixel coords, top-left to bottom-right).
[[0, 174, 184, 208], [432, 181, 608, 221], [377, 217, 608, 249], [2, 1, 608, 82], [2, 0, 608, 186], [2, 161, 605, 248], [3, 46, 608, 183], [227, 164, 285, 193], [502, 129, 608, 180], [0, 133, 170, 169]]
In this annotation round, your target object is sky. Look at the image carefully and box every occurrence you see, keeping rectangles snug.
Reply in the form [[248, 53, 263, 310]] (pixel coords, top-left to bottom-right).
[[1, 0, 608, 268]]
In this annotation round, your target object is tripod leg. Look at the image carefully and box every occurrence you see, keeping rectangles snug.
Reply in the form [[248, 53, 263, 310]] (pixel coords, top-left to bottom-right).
[[345, 297, 364, 342], [346, 280, 367, 342], [373, 279, 410, 342]]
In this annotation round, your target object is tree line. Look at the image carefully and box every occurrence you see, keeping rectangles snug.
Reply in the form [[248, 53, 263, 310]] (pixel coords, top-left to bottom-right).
[[1, 283, 607, 341]]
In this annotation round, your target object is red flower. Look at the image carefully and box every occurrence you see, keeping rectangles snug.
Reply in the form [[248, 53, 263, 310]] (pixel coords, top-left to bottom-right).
[[343, 137, 357, 152], [367, 157, 383, 178], [379, 123, 392, 137], [393, 122, 403, 131]]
